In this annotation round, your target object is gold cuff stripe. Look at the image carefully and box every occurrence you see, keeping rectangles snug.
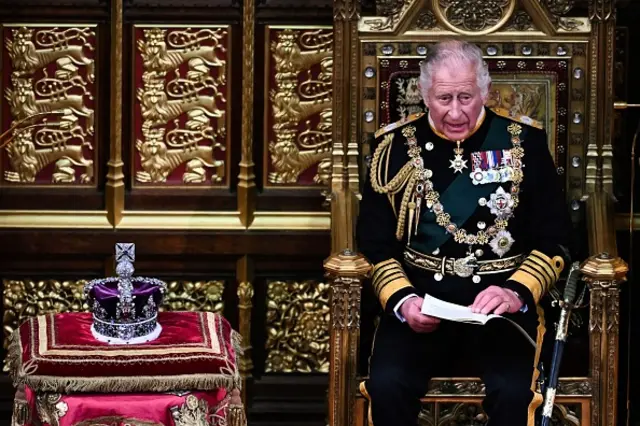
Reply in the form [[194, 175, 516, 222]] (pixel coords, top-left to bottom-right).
[[518, 263, 548, 291], [531, 250, 565, 276], [509, 269, 544, 303], [522, 258, 554, 286], [371, 259, 413, 309], [378, 277, 413, 310], [372, 263, 400, 282], [529, 252, 559, 281], [374, 271, 406, 292]]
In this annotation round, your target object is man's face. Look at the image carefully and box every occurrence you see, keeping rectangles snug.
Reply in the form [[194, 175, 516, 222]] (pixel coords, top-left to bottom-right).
[[422, 62, 486, 141]]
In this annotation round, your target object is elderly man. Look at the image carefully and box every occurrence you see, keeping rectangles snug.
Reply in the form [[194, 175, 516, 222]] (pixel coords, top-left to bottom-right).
[[356, 40, 572, 425]]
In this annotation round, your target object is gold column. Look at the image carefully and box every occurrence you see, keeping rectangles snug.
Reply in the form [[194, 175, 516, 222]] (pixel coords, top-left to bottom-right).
[[236, 256, 254, 404], [580, 253, 628, 426], [330, 0, 361, 253], [106, 0, 125, 227], [585, 0, 617, 255], [324, 250, 371, 426], [238, 0, 256, 227]]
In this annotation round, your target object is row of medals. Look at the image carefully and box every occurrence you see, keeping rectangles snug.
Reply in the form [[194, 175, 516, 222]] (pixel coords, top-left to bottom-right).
[[425, 139, 517, 283]]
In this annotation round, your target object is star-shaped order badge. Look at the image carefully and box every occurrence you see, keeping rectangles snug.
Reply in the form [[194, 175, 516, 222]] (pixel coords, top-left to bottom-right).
[[487, 186, 515, 220], [449, 140, 468, 173]]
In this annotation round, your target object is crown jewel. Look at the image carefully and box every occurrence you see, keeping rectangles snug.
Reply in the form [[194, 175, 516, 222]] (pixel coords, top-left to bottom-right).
[[84, 243, 167, 344]]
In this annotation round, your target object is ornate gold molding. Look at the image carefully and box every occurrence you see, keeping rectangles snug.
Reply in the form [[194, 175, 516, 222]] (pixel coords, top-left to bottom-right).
[[360, 0, 422, 33], [238, 0, 256, 226], [161, 280, 225, 313], [331, 0, 360, 254], [265, 280, 330, 373], [325, 249, 371, 426], [580, 253, 628, 426], [106, 0, 125, 226], [2, 279, 89, 358], [417, 400, 585, 425], [431, 0, 517, 36], [423, 377, 592, 397], [0, 210, 112, 228], [236, 255, 254, 404], [585, 0, 617, 255], [0, 210, 330, 230]]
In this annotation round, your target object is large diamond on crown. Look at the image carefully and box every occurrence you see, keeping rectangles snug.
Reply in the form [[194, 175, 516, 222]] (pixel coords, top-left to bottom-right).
[[84, 243, 167, 344]]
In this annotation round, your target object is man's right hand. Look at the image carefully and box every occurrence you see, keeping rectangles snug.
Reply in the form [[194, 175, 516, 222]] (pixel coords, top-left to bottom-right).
[[399, 297, 440, 333]]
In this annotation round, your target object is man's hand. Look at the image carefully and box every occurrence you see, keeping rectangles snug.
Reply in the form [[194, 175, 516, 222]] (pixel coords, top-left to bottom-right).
[[471, 286, 523, 315], [399, 297, 441, 333]]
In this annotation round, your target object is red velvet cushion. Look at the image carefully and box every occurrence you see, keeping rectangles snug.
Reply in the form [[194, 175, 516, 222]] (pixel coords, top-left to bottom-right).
[[22, 385, 230, 426], [8, 311, 242, 394]]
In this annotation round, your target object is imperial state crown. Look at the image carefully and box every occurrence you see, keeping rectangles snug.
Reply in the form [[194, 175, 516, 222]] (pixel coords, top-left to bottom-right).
[[84, 243, 167, 344]]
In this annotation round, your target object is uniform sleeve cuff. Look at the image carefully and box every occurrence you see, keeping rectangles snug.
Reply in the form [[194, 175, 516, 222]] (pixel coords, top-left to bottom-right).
[[507, 250, 565, 304], [371, 259, 415, 311], [503, 280, 535, 312]]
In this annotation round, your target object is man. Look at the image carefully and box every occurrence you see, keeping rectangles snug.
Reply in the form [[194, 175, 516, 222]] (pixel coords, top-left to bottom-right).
[[356, 40, 572, 426]]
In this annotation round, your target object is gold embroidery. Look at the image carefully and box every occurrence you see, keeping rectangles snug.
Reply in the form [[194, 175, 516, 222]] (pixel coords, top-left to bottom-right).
[[35, 394, 67, 426], [170, 394, 211, 426], [74, 416, 164, 426]]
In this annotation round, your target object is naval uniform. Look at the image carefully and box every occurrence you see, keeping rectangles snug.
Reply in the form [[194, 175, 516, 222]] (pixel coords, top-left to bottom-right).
[[356, 107, 572, 426]]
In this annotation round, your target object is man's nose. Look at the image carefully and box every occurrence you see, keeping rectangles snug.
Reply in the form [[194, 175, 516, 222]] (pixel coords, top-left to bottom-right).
[[448, 101, 462, 119]]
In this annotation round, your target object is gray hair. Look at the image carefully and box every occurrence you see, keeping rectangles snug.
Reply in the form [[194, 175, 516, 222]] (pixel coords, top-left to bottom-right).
[[419, 40, 491, 99]]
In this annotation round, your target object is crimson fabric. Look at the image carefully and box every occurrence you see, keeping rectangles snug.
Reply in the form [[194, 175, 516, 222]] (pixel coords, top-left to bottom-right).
[[11, 311, 239, 392], [23, 385, 230, 426]]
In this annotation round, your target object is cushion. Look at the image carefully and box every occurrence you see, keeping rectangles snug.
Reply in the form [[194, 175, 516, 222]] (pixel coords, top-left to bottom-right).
[[21, 385, 230, 426], [7, 311, 242, 394]]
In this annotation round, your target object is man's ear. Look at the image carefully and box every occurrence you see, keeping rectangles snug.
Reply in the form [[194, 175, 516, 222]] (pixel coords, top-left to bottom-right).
[[482, 82, 492, 104], [418, 81, 429, 108]]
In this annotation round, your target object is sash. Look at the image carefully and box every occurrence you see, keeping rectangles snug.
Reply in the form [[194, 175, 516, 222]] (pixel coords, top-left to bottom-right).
[[410, 116, 528, 254]]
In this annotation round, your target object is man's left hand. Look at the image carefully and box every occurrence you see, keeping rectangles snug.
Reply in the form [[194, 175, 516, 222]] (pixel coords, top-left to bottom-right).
[[470, 286, 523, 315]]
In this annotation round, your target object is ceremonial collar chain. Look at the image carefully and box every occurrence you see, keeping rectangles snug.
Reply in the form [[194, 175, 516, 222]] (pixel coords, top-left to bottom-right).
[[401, 122, 525, 263]]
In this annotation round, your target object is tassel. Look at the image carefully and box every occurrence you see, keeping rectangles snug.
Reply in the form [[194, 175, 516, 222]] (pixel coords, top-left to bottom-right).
[[228, 389, 247, 426]]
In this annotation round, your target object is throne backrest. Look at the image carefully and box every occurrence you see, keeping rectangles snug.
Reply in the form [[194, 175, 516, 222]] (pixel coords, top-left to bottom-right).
[[363, 52, 577, 196]]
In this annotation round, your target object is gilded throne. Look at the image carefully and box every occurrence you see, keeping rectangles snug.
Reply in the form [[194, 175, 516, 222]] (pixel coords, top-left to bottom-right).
[[324, 1, 628, 426]]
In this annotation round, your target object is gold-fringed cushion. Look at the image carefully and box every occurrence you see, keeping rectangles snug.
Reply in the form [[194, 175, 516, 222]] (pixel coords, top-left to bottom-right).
[[7, 311, 242, 394]]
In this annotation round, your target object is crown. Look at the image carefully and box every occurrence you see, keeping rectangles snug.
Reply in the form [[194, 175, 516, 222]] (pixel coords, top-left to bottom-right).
[[84, 243, 167, 344]]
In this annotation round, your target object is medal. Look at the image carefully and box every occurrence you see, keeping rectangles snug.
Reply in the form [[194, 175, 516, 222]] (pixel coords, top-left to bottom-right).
[[490, 229, 515, 257], [449, 140, 468, 173], [487, 186, 515, 220]]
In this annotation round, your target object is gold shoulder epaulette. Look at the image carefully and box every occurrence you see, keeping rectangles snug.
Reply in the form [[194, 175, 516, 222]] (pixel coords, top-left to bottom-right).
[[374, 112, 425, 139], [491, 107, 544, 129]]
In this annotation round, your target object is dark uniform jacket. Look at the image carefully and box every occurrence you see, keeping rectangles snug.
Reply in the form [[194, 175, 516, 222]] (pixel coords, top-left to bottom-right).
[[356, 107, 572, 318]]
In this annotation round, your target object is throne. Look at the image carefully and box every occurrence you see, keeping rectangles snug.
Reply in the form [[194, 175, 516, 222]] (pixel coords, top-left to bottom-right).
[[324, 1, 628, 426]]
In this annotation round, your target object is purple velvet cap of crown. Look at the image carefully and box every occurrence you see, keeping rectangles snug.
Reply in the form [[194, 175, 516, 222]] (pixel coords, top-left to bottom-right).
[[85, 277, 167, 320]]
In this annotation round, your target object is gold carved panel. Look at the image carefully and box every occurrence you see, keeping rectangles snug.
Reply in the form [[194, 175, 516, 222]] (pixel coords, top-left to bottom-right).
[[159, 280, 225, 313], [264, 26, 333, 187], [417, 401, 584, 425], [2, 279, 90, 354], [265, 280, 330, 372], [1, 24, 97, 185], [132, 25, 230, 187]]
